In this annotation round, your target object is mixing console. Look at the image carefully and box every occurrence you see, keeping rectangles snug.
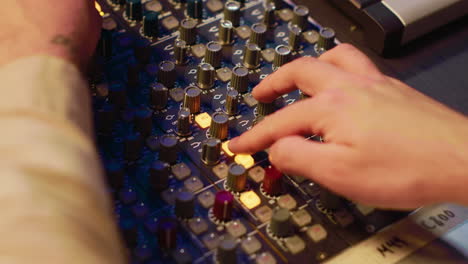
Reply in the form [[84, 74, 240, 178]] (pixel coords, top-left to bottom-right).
[[91, 0, 409, 263]]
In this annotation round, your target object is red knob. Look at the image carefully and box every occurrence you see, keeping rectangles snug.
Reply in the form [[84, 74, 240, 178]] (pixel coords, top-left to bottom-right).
[[213, 190, 234, 222], [263, 166, 283, 196]]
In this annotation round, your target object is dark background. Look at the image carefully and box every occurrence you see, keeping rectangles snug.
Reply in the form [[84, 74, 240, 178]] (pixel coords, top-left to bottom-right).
[[297, 0, 468, 114]]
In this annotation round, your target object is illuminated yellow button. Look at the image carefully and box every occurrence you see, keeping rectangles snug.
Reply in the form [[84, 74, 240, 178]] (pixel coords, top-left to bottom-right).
[[240, 190, 261, 210], [195, 113, 212, 129], [235, 154, 255, 169], [95, 2, 105, 16], [222, 141, 235, 157]]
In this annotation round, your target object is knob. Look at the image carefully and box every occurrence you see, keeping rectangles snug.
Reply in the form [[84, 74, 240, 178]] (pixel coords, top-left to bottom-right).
[[262, 166, 283, 196], [257, 102, 275, 116], [197, 63, 215, 89], [134, 107, 153, 137], [143, 11, 159, 38], [218, 20, 234, 45], [263, 2, 276, 29], [157, 218, 178, 250], [151, 82, 168, 110], [175, 191, 195, 219], [217, 238, 238, 264], [108, 82, 127, 109], [231, 65, 249, 93], [213, 190, 234, 222], [273, 45, 291, 70], [224, 89, 239, 116], [270, 208, 292, 237], [158, 60, 177, 88], [150, 160, 170, 191], [243, 42, 261, 69], [209, 112, 229, 140], [316, 27, 336, 53], [179, 18, 198, 45], [183, 86, 201, 113], [223, 1, 241, 27], [201, 138, 222, 165], [291, 5, 309, 30], [205, 41, 223, 68], [176, 108, 192, 137], [125, 0, 143, 21], [288, 24, 302, 51], [187, 0, 203, 20], [226, 163, 247, 192], [159, 134, 179, 164], [319, 188, 342, 210], [249, 23, 267, 49], [174, 39, 189, 65], [125, 132, 142, 161]]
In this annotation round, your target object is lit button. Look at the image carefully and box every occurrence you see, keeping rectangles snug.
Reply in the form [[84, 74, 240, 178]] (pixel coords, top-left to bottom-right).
[[284, 235, 306, 255], [195, 112, 212, 129], [256, 252, 277, 264], [222, 141, 235, 157], [306, 224, 327, 243], [240, 190, 261, 209], [226, 220, 247, 238], [277, 194, 297, 210], [234, 154, 255, 169], [241, 236, 262, 255]]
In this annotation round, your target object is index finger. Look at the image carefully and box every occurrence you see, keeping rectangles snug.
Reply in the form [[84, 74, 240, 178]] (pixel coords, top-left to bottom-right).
[[251, 56, 349, 103]]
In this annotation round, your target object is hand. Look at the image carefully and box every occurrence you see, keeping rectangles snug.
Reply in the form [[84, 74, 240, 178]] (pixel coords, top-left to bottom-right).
[[0, 0, 101, 69], [229, 44, 468, 209]]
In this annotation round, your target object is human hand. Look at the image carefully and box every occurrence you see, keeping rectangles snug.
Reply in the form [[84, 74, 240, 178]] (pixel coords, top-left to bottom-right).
[[229, 44, 468, 209], [0, 0, 101, 69]]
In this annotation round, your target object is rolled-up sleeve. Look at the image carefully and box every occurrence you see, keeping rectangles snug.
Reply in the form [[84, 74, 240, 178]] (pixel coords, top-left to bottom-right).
[[0, 56, 125, 263]]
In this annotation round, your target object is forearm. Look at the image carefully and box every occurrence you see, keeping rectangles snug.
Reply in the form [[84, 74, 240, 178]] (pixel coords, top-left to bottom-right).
[[0, 56, 125, 263]]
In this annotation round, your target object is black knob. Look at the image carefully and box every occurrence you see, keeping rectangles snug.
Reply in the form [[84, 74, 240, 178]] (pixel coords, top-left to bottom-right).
[[316, 27, 336, 53], [231, 65, 249, 93], [288, 24, 302, 51], [249, 23, 268, 49], [125, 132, 142, 161], [218, 20, 234, 45], [201, 138, 222, 165], [187, 0, 203, 20], [273, 45, 291, 70], [291, 5, 309, 30], [224, 89, 239, 116], [270, 208, 292, 237], [217, 238, 238, 264], [151, 82, 168, 110], [150, 160, 170, 191], [134, 107, 153, 137], [157, 218, 178, 250], [176, 108, 192, 137], [257, 102, 275, 116], [320, 188, 343, 210], [243, 42, 261, 69], [226, 163, 247, 192], [108, 82, 127, 109], [98, 29, 113, 58], [175, 191, 195, 219], [143, 11, 159, 38], [179, 18, 198, 45], [159, 134, 179, 164], [197, 63, 215, 89], [125, 0, 143, 21], [183, 86, 201, 113], [174, 39, 189, 65], [223, 1, 241, 27], [263, 2, 276, 29], [158, 60, 177, 88], [209, 112, 229, 140], [205, 41, 223, 68]]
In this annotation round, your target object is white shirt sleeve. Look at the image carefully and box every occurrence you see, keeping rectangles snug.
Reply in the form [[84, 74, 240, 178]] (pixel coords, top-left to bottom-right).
[[0, 56, 126, 263]]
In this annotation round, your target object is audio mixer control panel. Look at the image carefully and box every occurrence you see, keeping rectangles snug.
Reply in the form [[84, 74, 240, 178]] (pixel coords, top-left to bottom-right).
[[91, 0, 409, 263]]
